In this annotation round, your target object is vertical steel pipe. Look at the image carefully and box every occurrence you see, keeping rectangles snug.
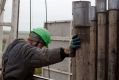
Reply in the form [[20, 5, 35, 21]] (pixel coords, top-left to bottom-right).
[[108, 0, 119, 80], [72, 1, 91, 80], [89, 6, 96, 21], [96, 0, 107, 80], [108, 0, 119, 10], [89, 6, 97, 80], [96, 0, 107, 12], [0, 12, 3, 68], [72, 1, 91, 27], [97, 13, 107, 80]]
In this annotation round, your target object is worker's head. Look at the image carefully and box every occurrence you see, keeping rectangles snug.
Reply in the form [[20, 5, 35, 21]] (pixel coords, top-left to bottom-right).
[[27, 27, 51, 48]]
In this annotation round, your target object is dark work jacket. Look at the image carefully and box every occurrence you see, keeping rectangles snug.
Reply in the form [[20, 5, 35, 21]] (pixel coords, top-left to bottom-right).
[[2, 39, 65, 80]]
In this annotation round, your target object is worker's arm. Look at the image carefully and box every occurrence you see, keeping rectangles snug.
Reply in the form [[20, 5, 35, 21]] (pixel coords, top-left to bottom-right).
[[30, 47, 66, 68], [30, 34, 80, 68]]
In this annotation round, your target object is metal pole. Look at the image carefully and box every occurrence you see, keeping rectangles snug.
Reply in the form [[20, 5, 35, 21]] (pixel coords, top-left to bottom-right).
[[9, 0, 20, 43], [96, 0, 107, 80], [3, 0, 20, 53], [30, 0, 31, 32], [72, 1, 91, 80], [44, 0, 48, 29], [16, 0, 20, 39], [89, 6, 97, 80], [96, 0, 107, 12], [0, 11, 3, 68]]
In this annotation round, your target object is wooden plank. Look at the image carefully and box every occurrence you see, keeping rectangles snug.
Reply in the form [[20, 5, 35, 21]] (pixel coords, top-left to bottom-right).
[[43, 67, 72, 75], [0, 22, 11, 26], [51, 36, 71, 41]]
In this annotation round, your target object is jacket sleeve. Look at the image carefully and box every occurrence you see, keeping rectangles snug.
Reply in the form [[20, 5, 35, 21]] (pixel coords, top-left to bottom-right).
[[29, 47, 64, 68]]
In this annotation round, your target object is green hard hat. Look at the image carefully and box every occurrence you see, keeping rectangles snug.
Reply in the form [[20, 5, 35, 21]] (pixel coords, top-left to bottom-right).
[[32, 27, 51, 46]]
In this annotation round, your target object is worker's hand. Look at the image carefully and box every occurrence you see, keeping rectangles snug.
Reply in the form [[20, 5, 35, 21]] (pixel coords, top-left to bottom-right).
[[69, 34, 81, 57], [70, 34, 80, 49], [64, 34, 81, 57]]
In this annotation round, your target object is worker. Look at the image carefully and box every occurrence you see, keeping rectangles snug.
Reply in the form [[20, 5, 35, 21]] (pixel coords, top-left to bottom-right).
[[2, 27, 81, 80]]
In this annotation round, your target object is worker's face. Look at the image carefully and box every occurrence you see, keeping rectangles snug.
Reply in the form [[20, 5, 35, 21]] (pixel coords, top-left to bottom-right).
[[27, 32, 45, 49], [36, 39, 45, 48], [27, 37, 45, 49]]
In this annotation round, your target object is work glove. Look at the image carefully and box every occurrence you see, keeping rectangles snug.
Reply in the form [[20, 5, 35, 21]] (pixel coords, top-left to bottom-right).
[[64, 34, 81, 57], [69, 34, 81, 57]]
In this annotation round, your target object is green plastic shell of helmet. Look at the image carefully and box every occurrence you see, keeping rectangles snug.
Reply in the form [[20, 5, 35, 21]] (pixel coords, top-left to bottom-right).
[[32, 28, 51, 47]]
